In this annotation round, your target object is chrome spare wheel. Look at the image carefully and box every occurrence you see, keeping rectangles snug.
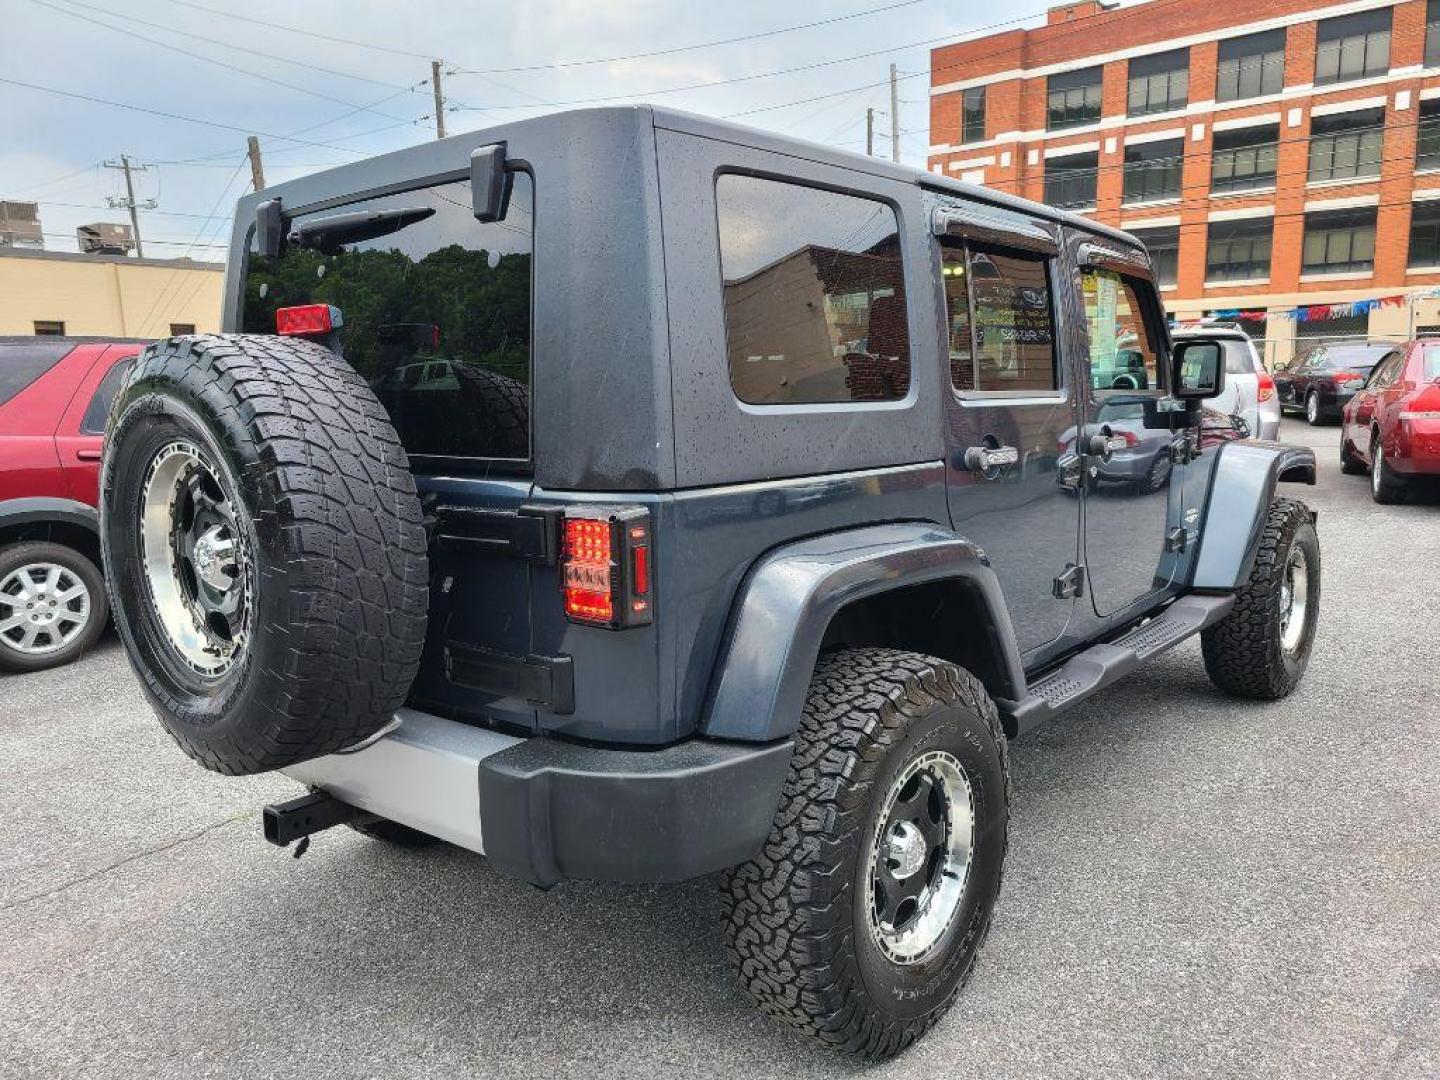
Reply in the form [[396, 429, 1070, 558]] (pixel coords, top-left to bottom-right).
[[140, 440, 250, 676], [0, 563, 91, 655], [1278, 544, 1310, 655], [866, 749, 975, 965]]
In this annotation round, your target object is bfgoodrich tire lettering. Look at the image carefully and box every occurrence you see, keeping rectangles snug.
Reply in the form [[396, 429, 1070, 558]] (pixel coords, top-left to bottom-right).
[[101, 334, 429, 775], [723, 648, 1010, 1060], [1201, 498, 1319, 700]]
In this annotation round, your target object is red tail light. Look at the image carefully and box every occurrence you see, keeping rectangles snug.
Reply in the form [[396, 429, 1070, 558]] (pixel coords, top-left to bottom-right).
[[1257, 373, 1275, 402], [276, 304, 342, 337], [1400, 383, 1440, 420], [561, 506, 652, 629], [1332, 371, 1365, 385]]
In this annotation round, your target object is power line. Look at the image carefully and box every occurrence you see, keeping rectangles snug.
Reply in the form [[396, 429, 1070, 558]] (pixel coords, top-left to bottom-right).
[[153, 0, 438, 60], [0, 75, 428, 153], [42, 0, 422, 93], [454, 0, 930, 74], [32, 0, 416, 124]]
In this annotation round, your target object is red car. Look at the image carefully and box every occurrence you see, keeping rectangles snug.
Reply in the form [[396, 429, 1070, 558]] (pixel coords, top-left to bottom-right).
[[0, 337, 142, 671], [1340, 338, 1440, 503]]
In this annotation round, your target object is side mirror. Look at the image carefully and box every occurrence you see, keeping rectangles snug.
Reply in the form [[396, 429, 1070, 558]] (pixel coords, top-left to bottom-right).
[[1172, 339, 1226, 400]]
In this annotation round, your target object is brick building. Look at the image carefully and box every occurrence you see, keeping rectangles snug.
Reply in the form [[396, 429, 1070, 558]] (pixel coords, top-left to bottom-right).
[[928, 0, 1440, 366]]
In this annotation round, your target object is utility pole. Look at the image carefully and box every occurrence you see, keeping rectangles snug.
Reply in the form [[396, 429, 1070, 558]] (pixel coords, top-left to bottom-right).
[[431, 60, 447, 140], [866, 107, 875, 156], [889, 64, 900, 164], [246, 136, 265, 192], [103, 154, 154, 258]]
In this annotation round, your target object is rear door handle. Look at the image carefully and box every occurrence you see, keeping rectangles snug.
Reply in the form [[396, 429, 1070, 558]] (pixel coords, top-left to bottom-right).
[[75, 449, 102, 461], [961, 445, 1020, 472]]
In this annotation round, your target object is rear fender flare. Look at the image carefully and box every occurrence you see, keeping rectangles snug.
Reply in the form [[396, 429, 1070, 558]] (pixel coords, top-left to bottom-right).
[[700, 522, 1025, 742], [1191, 441, 1316, 591]]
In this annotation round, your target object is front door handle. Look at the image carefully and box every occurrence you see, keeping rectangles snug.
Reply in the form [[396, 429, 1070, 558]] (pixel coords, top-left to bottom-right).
[[961, 444, 1020, 472], [75, 449, 102, 461], [1086, 432, 1127, 461]]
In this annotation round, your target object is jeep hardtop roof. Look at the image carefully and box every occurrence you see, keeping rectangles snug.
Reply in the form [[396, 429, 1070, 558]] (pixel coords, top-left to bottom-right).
[[230, 105, 1140, 250]]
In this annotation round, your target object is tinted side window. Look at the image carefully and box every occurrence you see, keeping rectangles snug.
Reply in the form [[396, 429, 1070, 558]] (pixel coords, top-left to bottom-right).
[[716, 175, 909, 405], [0, 343, 73, 406], [944, 245, 1058, 394], [1081, 270, 1162, 391], [81, 358, 133, 434], [242, 172, 533, 460]]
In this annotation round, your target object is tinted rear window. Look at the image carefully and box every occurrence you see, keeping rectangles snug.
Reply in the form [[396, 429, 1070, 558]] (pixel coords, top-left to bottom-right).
[[0, 342, 73, 406], [716, 174, 909, 405], [241, 172, 533, 460], [81, 357, 134, 434], [1220, 339, 1257, 374]]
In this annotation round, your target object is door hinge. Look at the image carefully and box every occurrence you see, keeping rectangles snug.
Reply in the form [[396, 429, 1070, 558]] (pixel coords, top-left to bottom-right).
[[1165, 527, 1188, 553], [1052, 563, 1085, 599], [433, 503, 562, 564]]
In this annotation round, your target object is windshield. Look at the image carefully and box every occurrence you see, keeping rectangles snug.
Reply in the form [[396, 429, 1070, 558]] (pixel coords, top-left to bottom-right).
[[1304, 344, 1391, 372]]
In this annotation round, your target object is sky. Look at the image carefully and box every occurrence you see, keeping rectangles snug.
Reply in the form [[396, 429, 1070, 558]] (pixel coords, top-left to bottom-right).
[[0, 0, 1058, 260]]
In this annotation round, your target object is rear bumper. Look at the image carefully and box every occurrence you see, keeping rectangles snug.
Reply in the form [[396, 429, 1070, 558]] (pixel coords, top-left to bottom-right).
[[1393, 421, 1440, 473], [284, 708, 792, 888]]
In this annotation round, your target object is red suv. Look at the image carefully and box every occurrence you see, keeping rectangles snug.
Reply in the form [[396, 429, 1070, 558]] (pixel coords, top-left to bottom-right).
[[1340, 338, 1440, 503], [0, 337, 142, 671]]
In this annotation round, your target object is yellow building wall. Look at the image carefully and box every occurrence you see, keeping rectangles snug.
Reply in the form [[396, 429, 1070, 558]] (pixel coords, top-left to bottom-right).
[[0, 253, 223, 338]]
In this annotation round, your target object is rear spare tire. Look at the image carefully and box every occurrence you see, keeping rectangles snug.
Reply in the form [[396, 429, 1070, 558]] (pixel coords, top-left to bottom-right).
[[101, 334, 429, 775]]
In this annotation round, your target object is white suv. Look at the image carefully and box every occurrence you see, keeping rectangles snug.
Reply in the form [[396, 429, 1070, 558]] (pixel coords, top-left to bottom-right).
[[1172, 326, 1279, 440]]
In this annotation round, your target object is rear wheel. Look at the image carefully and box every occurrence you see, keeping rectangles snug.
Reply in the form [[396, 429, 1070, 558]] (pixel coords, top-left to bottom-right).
[[0, 542, 107, 673], [1370, 435, 1407, 504], [102, 334, 429, 775], [1202, 498, 1319, 700], [1305, 391, 1323, 425], [723, 649, 1009, 1060]]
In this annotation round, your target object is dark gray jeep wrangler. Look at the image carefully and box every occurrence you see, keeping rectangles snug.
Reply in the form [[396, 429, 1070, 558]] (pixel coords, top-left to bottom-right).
[[101, 106, 1319, 1059]]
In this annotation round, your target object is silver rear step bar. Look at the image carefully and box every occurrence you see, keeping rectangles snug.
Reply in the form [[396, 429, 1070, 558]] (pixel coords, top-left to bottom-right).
[[280, 707, 523, 854]]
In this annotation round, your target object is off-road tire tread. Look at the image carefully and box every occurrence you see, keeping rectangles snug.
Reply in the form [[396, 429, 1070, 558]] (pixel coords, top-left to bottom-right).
[[104, 334, 428, 775], [721, 648, 1010, 1060], [1201, 497, 1314, 700]]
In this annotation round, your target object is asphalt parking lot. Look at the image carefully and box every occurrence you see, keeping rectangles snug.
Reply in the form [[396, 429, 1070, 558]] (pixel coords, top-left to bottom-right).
[[2, 416, 1438, 1080]]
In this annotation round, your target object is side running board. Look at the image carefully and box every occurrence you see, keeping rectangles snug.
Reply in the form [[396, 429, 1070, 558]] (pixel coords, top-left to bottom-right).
[[998, 594, 1235, 738]]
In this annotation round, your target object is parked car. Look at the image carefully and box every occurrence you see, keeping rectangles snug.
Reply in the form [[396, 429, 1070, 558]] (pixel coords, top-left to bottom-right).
[[98, 107, 1319, 1060], [1172, 325, 1279, 440], [1339, 338, 1440, 502], [0, 336, 141, 671], [1275, 340, 1398, 425]]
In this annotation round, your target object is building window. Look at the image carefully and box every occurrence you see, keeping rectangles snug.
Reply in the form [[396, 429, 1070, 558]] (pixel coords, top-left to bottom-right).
[[1122, 139, 1184, 203], [1308, 107, 1385, 183], [1206, 219, 1273, 281], [1419, 99, 1440, 170], [961, 86, 986, 144], [1409, 201, 1440, 268], [1302, 208, 1378, 274], [1428, 0, 1440, 68], [1047, 67, 1103, 130], [1216, 29, 1286, 102], [1129, 225, 1179, 287], [33, 321, 64, 336], [1043, 151, 1099, 210], [1212, 124, 1279, 193], [1127, 49, 1189, 117], [715, 174, 909, 405], [169, 323, 196, 336], [1314, 9, 1391, 86]]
